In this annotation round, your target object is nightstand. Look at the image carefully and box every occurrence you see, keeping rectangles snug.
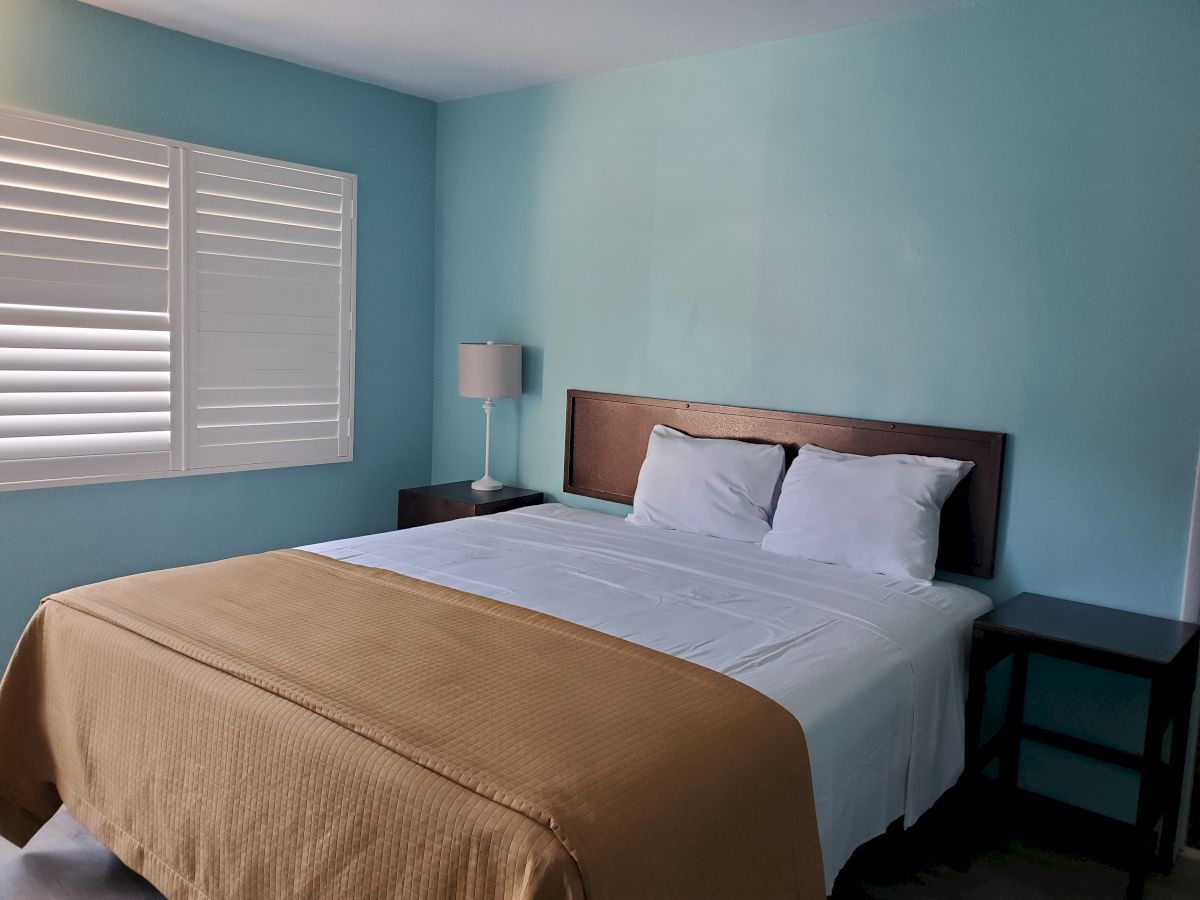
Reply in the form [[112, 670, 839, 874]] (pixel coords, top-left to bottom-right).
[[965, 593, 1200, 900], [396, 481, 544, 530]]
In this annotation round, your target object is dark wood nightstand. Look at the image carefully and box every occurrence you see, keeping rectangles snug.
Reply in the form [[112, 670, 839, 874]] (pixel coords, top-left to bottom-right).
[[965, 593, 1200, 900], [396, 481, 544, 530]]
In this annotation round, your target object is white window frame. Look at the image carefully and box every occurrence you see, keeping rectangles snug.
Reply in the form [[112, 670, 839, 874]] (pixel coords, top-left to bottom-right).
[[0, 106, 356, 492]]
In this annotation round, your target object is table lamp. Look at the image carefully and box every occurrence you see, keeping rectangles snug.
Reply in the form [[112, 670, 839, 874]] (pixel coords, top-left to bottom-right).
[[458, 341, 522, 491]]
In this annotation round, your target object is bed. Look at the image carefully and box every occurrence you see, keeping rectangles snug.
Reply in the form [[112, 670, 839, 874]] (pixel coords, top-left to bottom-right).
[[303, 502, 993, 890], [0, 390, 1005, 899]]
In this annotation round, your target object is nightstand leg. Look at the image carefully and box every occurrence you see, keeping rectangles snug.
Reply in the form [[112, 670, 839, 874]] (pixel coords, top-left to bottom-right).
[[1157, 649, 1197, 872], [1000, 649, 1028, 790], [1129, 678, 1168, 900]]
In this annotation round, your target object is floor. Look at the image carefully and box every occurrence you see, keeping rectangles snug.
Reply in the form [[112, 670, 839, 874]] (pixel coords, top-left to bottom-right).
[[3, 800, 1199, 899], [1191, 736, 1200, 849], [830, 794, 1200, 900], [0, 807, 158, 900]]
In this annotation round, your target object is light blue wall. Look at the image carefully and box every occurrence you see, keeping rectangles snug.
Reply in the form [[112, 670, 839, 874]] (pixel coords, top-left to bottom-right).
[[0, 0, 437, 659], [433, 0, 1200, 621]]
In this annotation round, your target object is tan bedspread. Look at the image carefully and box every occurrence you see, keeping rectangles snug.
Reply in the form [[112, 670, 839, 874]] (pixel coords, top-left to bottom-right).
[[0, 549, 823, 899]]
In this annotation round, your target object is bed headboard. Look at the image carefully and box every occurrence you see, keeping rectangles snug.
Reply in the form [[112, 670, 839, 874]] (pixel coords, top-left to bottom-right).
[[563, 389, 1005, 578]]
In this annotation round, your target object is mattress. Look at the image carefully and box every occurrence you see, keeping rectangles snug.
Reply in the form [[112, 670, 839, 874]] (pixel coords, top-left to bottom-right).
[[303, 502, 992, 890]]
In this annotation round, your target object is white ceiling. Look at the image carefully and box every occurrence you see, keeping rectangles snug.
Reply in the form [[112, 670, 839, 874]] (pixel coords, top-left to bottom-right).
[[81, 0, 959, 102]]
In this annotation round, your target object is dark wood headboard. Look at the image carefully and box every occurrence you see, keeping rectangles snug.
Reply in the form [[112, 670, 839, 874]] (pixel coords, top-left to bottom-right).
[[563, 390, 1005, 578]]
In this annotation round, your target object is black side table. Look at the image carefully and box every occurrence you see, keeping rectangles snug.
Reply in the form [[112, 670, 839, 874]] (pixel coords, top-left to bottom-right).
[[397, 481, 544, 530], [966, 592, 1200, 900]]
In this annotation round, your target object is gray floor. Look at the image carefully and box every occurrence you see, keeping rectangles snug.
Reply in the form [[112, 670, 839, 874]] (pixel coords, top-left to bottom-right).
[[2, 805, 1199, 899], [835, 839, 1200, 899], [829, 789, 1200, 900], [0, 807, 159, 900]]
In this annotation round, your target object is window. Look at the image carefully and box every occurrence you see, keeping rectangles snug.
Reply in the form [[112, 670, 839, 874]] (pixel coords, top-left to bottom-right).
[[0, 108, 355, 490]]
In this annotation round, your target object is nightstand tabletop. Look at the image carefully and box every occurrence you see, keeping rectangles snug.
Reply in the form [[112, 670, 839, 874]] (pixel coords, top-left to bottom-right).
[[975, 592, 1200, 668], [400, 481, 543, 505], [396, 481, 545, 530]]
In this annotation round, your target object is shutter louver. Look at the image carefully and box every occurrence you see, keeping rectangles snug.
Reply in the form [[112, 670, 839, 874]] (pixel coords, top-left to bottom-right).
[[0, 111, 173, 486], [187, 151, 352, 469]]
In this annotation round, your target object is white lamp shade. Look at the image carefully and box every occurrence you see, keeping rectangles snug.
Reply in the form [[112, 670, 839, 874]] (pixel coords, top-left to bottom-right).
[[459, 342, 522, 398]]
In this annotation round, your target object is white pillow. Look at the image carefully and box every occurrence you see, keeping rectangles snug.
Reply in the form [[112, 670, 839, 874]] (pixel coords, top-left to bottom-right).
[[761, 444, 973, 581], [625, 425, 784, 543]]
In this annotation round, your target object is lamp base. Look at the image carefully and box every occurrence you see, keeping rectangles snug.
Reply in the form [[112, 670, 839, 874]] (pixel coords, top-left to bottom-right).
[[471, 475, 504, 492]]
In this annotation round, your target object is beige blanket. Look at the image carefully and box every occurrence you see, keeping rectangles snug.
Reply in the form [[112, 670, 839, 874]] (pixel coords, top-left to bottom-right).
[[0, 549, 823, 899]]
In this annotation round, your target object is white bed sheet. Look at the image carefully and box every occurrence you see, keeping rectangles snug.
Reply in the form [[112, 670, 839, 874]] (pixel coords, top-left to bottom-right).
[[301, 503, 991, 890]]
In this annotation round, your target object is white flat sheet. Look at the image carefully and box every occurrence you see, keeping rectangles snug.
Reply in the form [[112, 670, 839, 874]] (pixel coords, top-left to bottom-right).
[[301, 503, 991, 890]]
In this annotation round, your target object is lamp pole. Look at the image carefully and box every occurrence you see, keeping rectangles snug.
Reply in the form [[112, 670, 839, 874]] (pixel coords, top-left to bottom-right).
[[472, 397, 501, 491]]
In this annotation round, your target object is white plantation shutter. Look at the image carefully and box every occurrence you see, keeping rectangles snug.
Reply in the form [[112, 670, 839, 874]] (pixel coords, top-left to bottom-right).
[[0, 111, 175, 486], [186, 151, 353, 469], [0, 107, 355, 491]]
